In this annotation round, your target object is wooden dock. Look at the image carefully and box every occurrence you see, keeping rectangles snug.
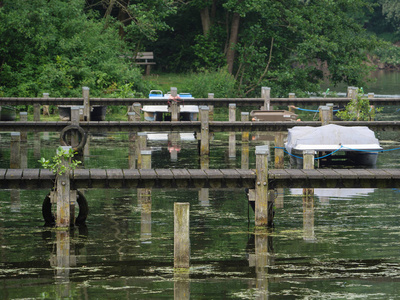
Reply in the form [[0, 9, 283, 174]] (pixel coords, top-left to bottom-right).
[[1, 96, 400, 106], [3, 168, 400, 190], [1, 120, 400, 133]]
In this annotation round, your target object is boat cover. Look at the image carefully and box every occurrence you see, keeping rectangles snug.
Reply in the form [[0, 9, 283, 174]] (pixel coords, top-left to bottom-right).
[[285, 124, 382, 153]]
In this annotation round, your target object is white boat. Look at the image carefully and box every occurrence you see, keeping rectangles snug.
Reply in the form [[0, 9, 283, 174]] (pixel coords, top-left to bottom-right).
[[144, 90, 199, 121], [285, 124, 382, 167]]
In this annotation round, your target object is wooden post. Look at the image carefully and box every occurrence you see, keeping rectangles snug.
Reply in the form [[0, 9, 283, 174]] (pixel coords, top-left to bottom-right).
[[19, 112, 28, 142], [229, 104, 236, 158], [174, 202, 190, 269], [255, 146, 269, 227], [302, 149, 315, 240], [82, 86, 90, 121], [303, 150, 314, 169], [289, 93, 295, 98], [137, 133, 147, 169], [141, 150, 152, 169], [20, 113, 28, 169], [241, 112, 250, 169], [128, 112, 135, 121], [320, 106, 331, 126], [208, 93, 214, 121], [241, 112, 250, 142], [200, 107, 209, 156], [262, 87, 271, 110], [170, 87, 179, 121], [42, 92, 50, 117], [56, 146, 72, 227], [274, 132, 284, 169], [129, 132, 137, 169], [70, 107, 80, 148], [10, 132, 20, 169], [133, 103, 141, 121]]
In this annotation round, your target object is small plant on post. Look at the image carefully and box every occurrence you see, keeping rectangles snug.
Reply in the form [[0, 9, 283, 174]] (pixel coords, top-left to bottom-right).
[[336, 88, 381, 121], [39, 146, 82, 227]]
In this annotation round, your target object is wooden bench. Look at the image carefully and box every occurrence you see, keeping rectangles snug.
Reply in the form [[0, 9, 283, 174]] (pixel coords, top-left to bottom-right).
[[134, 52, 156, 76]]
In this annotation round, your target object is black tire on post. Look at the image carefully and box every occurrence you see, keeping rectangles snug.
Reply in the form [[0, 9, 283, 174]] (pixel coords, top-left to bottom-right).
[[60, 125, 87, 151], [42, 190, 89, 226]]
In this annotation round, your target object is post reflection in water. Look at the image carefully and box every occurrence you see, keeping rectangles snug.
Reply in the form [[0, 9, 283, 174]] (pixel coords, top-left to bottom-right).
[[247, 231, 274, 299], [303, 188, 315, 242], [47, 227, 88, 300], [138, 188, 152, 243], [174, 271, 190, 300]]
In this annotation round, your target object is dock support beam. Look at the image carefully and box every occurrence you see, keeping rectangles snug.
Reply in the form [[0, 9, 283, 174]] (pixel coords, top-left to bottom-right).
[[274, 132, 284, 169], [170, 87, 179, 121], [10, 132, 21, 169], [262, 87, 271, 110], [200, 106, 210, 156], [255, 146, 270, 226], [56, 146, 72, 228], [174, 202, 190, 269], [229, 103, 236, 158], [208, 93, 214, 121], [82, 87, 90, 121], [241, 112, 250, 169], [320, 106, 331, 126]]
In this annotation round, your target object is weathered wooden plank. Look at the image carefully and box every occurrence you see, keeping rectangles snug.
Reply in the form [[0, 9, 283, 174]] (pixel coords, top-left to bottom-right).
[[90, 169, 107, 188], [352, 169, 373, 179], [5, 169, 23, 180], [236, 169, 256, 178], [123, 169, 140, 179], [383, 169, 400, 179], [0, 169, 7, 180], [268, 169, 291, 180], [155, 169, 174, 179], [155, 169, 175, 188], [187, 169, 207, 188], [39, 169, 54, 180], [22, 169, 40, 180], [107, 169, 124, 188], [334, 169, 359, 179], [139, 169, 157, 179], [203, 169, 223, 179], [123, 169, 140, 188], [302, 169, 323, 179], [73, 169, 90, 180], [367, 169, 392, 179], [171, 169, 191, 187], [220, 169, 241, 179], [317, 169, 341, 179]]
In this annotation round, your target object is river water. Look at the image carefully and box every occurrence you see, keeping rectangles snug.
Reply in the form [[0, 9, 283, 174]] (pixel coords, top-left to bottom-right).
[[2, 71, 400, 299]]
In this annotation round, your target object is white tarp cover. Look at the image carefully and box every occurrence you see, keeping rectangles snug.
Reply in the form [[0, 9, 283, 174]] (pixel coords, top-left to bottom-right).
[[285, 124, 382, 153]]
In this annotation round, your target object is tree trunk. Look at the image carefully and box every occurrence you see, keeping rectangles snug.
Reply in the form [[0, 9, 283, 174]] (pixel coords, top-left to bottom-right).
[[200, 7, 211, 36], [226, 12, 240, 74]]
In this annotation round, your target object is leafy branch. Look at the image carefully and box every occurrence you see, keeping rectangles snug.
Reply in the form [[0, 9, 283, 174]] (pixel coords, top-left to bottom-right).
[[39, 146, 81, 176]]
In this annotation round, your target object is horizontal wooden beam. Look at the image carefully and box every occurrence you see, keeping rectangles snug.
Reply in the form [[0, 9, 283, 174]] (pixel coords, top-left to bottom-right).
[[2, 168, 400, 190], [0, 120, 400, 133], [0, 97, 399, 107]]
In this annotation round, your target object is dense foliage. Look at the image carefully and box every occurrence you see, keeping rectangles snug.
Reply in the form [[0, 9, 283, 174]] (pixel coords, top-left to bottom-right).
[[0, 0, 398, 98]]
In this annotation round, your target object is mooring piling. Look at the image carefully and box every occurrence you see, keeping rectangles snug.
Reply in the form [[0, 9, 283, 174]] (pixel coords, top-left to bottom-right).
[[10, 132, 20, 169], [229, 103, 236, 158], [170, 87, 179, 121], [82, 86, 90, 121], [200, 106, 210, 156], [262, 87, 271, 110], [255, 146, 270, 227], [56, 146, 72, 228], [174, 202, 190, 269]]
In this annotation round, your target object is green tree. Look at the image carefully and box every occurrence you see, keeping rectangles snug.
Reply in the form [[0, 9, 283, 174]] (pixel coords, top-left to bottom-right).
[[157, 0, 379, 96], [0, 0, 146, 97]]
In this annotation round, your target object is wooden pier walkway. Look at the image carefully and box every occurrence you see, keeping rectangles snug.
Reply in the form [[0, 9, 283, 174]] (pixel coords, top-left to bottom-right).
[[1, 96, 400, 107], [1, 120, 400, 133], [3, 168, 400, 190]]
